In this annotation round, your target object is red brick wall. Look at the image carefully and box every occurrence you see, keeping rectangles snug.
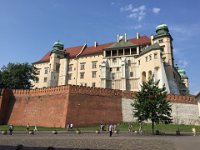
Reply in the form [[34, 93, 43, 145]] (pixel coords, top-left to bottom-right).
[[8, 93, 69, 128], [0, 86, 198, 128], [66, 94, 122, 127]]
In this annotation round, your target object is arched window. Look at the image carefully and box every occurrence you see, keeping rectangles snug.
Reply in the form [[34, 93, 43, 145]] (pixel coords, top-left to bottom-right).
[[142, 71, 146, 82], [128, 60, 131, 66], [148, 70, 152, 80]]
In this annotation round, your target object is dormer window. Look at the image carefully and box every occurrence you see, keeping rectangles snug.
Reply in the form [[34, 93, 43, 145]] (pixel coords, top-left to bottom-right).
[[159, 39, 163, 43]]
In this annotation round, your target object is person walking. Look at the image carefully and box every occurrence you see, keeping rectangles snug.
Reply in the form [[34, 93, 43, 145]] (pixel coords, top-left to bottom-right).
[[26, 124, 30, 132], [109, 124, 113, 137], [34, 125, 38, 132], [9, 124, 14, 135]]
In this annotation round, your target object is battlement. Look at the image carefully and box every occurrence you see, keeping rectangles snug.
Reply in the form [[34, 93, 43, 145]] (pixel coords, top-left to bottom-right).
[[11, 85, 70, 96], [167, 94, 197, 104], [0, 86, 198, 104], [68, 85, 122, 97]]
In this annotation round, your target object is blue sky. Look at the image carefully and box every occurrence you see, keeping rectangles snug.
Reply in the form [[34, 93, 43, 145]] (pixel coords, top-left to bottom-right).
[[0, 0, 199, 94]]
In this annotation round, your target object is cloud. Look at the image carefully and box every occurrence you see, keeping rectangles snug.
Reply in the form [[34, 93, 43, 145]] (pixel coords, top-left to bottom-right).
[[120, 5, 146, 21], [120, 4, 161, 22], [152, 8, 160, 14]]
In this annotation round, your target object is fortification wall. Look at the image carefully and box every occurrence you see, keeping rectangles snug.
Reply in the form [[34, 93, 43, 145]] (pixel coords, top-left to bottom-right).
[[0, 85, 199, 127], [0, 86, 70, 128], [122, 94, 200, 125]]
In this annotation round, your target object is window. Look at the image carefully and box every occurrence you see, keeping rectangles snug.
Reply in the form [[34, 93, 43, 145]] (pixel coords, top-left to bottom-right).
[[36, 69, 41, 75], [68, 64, 73, 72], [68, 73, 72, 80], [128, 60, 131, 66], [118, 49, 123, 56], [131, 48, 137, 54], [130, 72, 133, 77], [117, 67, 120, 71], [138, 60, 140, 65], [112, 73, 115, 80], [145, 57, 148, 62], [106, 51, 111, 57], [125, 48, 130, 55], [35, 78, 39, 83], [154, 53, 158, 59], [110, 68, 112, 72], [92, 61, 97, 69], [80, 63, 85, 70], [92, 71, 96, 78], [80, 72, 85, 79], [56, 63, 60, 72], [112, 58, 117, 63], [85, 83, 87, 86], [112, 50, 117, 56], [149, 55, 152, 60], [44, 67, 48, 74], [159, 39, 163, 43], [44, 77, 47, 82], [92, 82, 96, 87]]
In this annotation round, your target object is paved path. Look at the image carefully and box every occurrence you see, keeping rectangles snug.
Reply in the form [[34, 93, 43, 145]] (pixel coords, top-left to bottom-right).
[[0, 131, 199, 150]]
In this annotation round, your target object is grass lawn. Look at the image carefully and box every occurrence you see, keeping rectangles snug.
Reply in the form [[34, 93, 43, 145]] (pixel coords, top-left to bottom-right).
[[0, 123, 199, 133]]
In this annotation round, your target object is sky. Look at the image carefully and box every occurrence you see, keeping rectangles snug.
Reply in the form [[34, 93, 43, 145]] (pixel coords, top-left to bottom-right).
[[0, 0, 199, 95]]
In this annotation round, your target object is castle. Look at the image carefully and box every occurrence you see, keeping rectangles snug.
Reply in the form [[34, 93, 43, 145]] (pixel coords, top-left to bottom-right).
[[33, 24, 189, 95]]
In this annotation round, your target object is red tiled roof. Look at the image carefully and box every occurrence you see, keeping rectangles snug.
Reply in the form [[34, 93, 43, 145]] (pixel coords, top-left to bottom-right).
[[33, 51, 51, 64], [128, 36, 151, 45], [65, 45, 83, 58], [34, 35, 151, 64], [80, 42, 114, 56]]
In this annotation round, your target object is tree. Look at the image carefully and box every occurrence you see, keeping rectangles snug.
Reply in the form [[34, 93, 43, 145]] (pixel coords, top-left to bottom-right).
[[0, 63, 38, 89], [132, 77, 172, 134]]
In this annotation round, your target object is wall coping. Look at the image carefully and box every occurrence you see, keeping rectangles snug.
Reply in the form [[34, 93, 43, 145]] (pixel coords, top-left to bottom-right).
[[0, 86, 197, 104]]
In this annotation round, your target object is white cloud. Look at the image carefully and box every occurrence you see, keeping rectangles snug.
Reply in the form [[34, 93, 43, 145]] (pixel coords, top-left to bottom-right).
[[152, 8, 160, 14], [120, 5, 161, 22], [121, 5, 146, 21]]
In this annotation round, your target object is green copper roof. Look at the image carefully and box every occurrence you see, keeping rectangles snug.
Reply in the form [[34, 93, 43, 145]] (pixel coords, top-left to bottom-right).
[[177, 68, 188, 79], [156, 24, 169, 35], [156, 24, 168, 30], [106, 40, 136, 50], [52, 40, 64, 51], [53, 40, 64, 47]]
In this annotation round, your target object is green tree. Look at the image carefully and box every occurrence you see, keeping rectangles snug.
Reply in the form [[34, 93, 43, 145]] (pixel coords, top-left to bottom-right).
[[0, 63, 38, 89], [132, 77, 172, 134]]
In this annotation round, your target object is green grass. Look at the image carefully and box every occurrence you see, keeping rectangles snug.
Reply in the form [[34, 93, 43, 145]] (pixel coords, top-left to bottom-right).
[[0, 123, 199, 132]]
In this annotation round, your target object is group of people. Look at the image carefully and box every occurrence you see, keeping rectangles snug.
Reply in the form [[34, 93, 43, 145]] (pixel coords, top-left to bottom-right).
[[99, 124, 115, 137], [8, 124, 38, 135], [26, 124, 38, 132]]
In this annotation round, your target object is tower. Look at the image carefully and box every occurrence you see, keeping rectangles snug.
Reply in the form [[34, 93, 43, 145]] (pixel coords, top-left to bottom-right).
[[153, 24, 174, 67], [48, 41, 66, 87]]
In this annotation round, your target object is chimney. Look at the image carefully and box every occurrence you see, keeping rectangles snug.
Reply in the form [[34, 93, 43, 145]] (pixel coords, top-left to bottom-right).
[[150, 35, 154, 44], [124, 33, 127, 42], [94, 41, 98, 47], [117, 34, 119, 42], [136, 32, 140, 39]]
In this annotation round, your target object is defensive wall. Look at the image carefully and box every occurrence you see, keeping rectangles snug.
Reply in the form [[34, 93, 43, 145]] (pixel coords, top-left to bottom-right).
[[0, 86, 199, 128]]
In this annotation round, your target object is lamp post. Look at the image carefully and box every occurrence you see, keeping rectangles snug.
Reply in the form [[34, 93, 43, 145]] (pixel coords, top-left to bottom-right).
[[77, 103, 80, 127]]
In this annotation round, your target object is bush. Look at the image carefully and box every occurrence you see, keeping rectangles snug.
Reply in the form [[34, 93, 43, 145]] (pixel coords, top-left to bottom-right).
[[95, 129, 100, 134], [114, 130, 119, 134], [1, 130, 7, 135], [52, 130, 57, 134], [76, 129, 81, 134]]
